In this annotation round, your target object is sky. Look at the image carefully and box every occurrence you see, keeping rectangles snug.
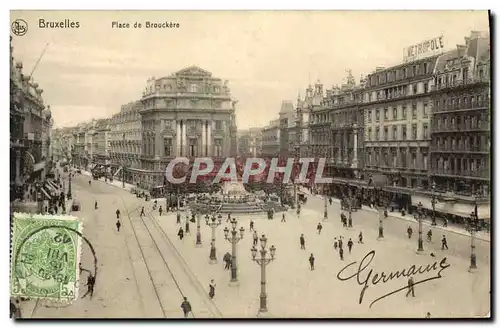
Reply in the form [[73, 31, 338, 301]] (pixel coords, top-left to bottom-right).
[[10, 10, 490, 129]]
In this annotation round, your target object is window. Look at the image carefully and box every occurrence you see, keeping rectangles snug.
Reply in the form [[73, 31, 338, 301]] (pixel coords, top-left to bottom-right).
[[423, 62, 428, 74], [376, 110, 380, 121], [411, 153, 417, 168], [392, 126, 398, 140], [384, 127, 388, 140], [412, 124, 418, 139], [443, 99, 447, 108], [215, 120, 222, 130], [423, 123, 429, 139], [189, 144, 196, 157], [402, 125, 407, 140], [367, 128, 372, 140], [189, 84, 199, 93], [164, 138, 172, 156], [402, 106, 407, 119], [423, 154, 428, 170], [412, 66, 417, 76], [423, 82, 428, 93], [413, 84, 418, 94], [375, 127, 380, 140], [215, 139, 222, 157], [423, 104, 429, 117], [412, 104, 417, 119], [393, 107, 397, 120], [384, 108, 389, 120]]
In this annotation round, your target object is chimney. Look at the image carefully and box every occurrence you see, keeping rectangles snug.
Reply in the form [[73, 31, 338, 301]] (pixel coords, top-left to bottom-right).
[[456, 44, 467, 57]]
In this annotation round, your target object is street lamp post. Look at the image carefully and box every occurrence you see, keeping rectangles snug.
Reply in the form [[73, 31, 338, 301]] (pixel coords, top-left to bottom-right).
[[67, 173, 72, 200], [348, 196, 353, 228], [431, 181, 437, 226], [195, 212, 202, 247], [372, 174, 388, 240], [250, 235, 276, 316], [469, 194, 479, 271], [206, 215, 222, 264], [417, 201, 424, 252], [224, 218, 245, 285], [177, 187, 181, 223], [323, 193, 328, 221]]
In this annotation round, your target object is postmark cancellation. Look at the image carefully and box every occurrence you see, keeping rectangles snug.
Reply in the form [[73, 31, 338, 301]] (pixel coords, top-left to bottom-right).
[[10, 213, 83, 302]]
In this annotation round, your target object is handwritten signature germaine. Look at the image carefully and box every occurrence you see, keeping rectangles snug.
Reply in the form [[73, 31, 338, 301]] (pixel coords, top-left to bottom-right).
[[337, 250, 451, 308]]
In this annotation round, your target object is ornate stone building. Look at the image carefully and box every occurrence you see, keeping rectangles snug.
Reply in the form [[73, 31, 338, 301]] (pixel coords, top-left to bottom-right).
[[261, 119, 280, 157], [428, 31, 490, 220], [362, 55, 439, 208], [138, 66, 238, 189], [109, 101, 143, 182], [238, 127, 262, 157]]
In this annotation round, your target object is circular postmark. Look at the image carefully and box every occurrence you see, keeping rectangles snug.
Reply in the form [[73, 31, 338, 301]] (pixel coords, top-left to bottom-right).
[[11, 19, 28, 36], [12, 224, 79, 300]]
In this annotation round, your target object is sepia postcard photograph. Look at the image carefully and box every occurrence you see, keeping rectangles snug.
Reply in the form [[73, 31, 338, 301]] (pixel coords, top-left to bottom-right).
[[8, 9, 491, 319]]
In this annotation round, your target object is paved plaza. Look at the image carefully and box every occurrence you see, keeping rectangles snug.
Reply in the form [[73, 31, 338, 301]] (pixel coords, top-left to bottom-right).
[[19, 174, 491, 318]]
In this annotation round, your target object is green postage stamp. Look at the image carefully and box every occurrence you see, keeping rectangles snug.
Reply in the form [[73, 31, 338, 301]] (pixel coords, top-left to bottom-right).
[[10, 213, 83, 301]]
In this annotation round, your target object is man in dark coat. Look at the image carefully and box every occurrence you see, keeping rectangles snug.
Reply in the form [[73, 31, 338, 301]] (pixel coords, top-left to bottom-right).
[[300, 234, 306, 250], [406, 277, 415, 297], [309, 253, 315, 270], [347, 238, 354, 253], [116, 219, 121, 232], [180, 297, 192, 318]]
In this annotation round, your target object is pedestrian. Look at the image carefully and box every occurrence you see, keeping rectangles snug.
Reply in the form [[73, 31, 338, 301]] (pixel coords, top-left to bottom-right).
[[249, 220, 254, 231], [343, 216, 348, 228], [281, 213, 286, 222], [358, 231, 363, 244], [329, 197, 332, 206], [178, 227, 184, 240], [82, 274, 96, 299], [185, 220, 190, 234], [224, 255, 231, 270], [116, 209, 120, 219], [159, 206, 163, 216], [441, 235, 448, 250], [406, 277, 415, 297], [140, 207, 145, 217], [427, 229, 433, 242], [227, 213, 231, 223], [347, 238, 353, 253], [177, 213, 181, 224], [333, 237, 338, 250], [339, 247, 344, 261], [253, 231, 258, 246], [425, 312, 431, 319], [180, 297, 192, 318], [317, 222, 323, 234], [94, 201, 98, 210], [10, 299, 22, 318], [208, 279, 216, 299], [338, 237, 343, 250], [300, 234, 306, 250], [88, 180, 91, 186], [309, 253, 315, 270], [443, 217, 448, 227], [116, 219, 121, 232], [407, 226, 413, 239]]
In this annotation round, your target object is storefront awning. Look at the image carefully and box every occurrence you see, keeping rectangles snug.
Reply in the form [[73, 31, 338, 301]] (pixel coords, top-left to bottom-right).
[[40, 187, 52, 200]]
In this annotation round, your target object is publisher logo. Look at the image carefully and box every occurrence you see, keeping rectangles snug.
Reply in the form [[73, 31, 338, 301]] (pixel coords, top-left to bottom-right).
[[11, 19, 28, 36]]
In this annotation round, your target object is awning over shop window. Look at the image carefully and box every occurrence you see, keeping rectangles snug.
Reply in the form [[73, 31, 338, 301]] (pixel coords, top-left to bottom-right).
[[40, 187, 52, 200]]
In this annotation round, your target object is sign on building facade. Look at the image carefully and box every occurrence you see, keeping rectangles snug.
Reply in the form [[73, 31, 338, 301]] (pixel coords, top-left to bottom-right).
[[403, 35, 445, 63]]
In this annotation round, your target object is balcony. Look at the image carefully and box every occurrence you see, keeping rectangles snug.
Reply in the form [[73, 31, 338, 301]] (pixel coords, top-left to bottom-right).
[[432, 168, 490, 179], [432, 122, 490, 133], [431, 77, 490, 92], [430, 145, 489, 154], [434, 99, 490, 114]]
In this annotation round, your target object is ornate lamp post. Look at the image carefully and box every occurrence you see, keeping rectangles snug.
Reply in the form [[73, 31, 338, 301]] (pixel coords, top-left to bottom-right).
[[223, 218, 245, 285], [176, 187, 181, 224], [67, 172, 72, 199], [431, 181, 437, 226], [346, 185, 353, 228], [323, 193, 328, 221], [205, 215, 222, 264], [250, 235, 276, 316], [417, 201, 424, 252], [372, 174, 388, 240], [195, 212, 202, 247], [469, 194, 479, 271]]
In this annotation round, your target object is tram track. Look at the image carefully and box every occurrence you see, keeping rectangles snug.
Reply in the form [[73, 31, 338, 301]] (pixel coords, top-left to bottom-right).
[[118, 195, 222, 318]]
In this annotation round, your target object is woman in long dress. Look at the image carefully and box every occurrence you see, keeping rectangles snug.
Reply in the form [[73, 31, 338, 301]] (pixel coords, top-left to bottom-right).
[[208, 279, 216, 299]]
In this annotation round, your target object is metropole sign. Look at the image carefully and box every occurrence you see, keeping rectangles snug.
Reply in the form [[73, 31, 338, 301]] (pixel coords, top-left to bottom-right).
[[403, 35, 445, 63]]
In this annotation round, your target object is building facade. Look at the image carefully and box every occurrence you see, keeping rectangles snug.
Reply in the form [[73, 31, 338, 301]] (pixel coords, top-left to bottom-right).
[[362, 55, 439, 207], [94, 118, 111, 166], [138, 66, 238, 189], [238, 128, 262, 157], [278, 100, 296, 157], [261, 119, 280, 157], [109, 100, 143, 181], [428, 31, 490, 220]]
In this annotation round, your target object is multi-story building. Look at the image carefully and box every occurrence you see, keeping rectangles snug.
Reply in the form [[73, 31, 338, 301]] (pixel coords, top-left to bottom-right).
[[72, 123, 87, 168], [136, 66, 238, 189], [238, 128, 262, 157], [94, 118, 111, 167], [320, 72, 365, 197], [428, 31, 490, 221], [278, 100, 296, 157], [109, 100, 143, 182], [362, 54, 440, 208], [261, 119, 280, 157]]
